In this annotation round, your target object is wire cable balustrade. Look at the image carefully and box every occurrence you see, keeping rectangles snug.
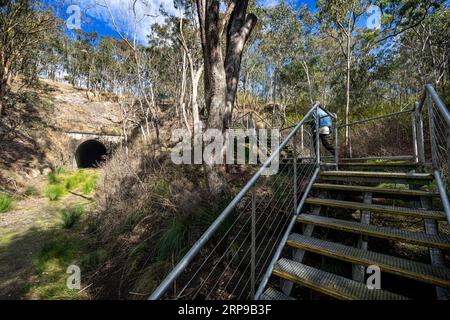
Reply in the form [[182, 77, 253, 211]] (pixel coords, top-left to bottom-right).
[[416, 85, 450, 225], [149, 84, 449, 300], [149, 103, 330, 300]]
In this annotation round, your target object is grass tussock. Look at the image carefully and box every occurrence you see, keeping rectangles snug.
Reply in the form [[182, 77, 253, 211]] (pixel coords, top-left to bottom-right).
[[24, 185, 40, 197], [45, 168, 98, 201], [0, 193, 13, 213], [29, 236, 84, 300], [61, 205, 84, 229], [45, 184, 66, 201]]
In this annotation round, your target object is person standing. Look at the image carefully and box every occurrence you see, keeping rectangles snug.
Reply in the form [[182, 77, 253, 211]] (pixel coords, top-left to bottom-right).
[[311, 104, 336, 156]]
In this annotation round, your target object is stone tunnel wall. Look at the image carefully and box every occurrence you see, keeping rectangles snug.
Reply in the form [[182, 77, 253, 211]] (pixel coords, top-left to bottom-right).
[[66, 132, 124, 168]]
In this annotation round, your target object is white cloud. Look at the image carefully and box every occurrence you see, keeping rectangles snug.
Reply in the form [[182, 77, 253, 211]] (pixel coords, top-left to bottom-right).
[[75, 0, 177, 44]]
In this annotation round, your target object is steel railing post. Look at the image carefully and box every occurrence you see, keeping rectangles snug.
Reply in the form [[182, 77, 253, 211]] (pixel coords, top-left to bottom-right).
[[447, 127, 450, 186], [293, 134, 298, 211], [335, 124, 339, 170], [427, 93, 440, 170], [412, 111, 419, 163], [315, 105, 320, 167], [415, 102, 426, 164], [251, 192, 256, 299], [300, 125, 304, 156]]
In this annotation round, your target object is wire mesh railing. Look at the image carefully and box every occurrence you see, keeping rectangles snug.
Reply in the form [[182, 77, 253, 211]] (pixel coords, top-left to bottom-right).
[[416, 85, 450, 224], [149, 103, 324, 300], [425, 88, 449, 184], [336, 109, 416, 161]]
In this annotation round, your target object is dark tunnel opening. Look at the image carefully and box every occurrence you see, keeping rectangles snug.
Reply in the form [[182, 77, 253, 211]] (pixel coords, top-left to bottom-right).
[[75, 140, 107, 168]]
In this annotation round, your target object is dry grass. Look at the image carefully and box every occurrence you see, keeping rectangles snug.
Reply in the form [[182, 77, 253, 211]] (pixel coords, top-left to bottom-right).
[[86, 137, 214, 299]]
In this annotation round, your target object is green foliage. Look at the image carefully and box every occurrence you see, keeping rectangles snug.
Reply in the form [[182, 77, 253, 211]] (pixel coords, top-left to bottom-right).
[[157, 215, 191, 261], [196, 193, 236, 235], [156, 191, 236, 262], [271, 174, 291, 205], [0, 194, 13, 213], [37, 239, 77, 273], [80, 174, 98, 194], [46, 169, 98, 201], [81, 249, 108, 270], [41, 98, 54, 110], [154, 178, 171, 198], [45, 184, 66, 201], [64, 171, 86, 191], [61, 206, 84, 229], [31, 236, 81, 300], [47, 171, 61, 184], [24, 185, 40, 197]]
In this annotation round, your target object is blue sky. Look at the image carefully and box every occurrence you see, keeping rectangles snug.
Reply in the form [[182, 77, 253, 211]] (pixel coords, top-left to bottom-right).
[[50, 0, 319, 43], [51, 0, 449, 43]]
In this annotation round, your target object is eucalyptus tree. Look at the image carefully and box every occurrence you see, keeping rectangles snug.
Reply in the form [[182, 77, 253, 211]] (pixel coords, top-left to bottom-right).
[[316, 0, 371, 149], [398, 6, 450, 93], [196, 0, 258, 195], [99, 0, 162, 143], [0, 0, 55, 116], [175, 1, 204, 138]]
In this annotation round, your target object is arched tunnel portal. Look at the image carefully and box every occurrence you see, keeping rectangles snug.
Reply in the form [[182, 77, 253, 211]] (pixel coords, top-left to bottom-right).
[[75, 140, 107, 168]]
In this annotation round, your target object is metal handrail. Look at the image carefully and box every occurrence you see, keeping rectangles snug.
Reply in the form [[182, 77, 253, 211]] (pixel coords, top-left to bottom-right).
[[424, 84, 450, 126], [149, 85, 449, 300], [337, 108, 414, 129], [149, 103, 321, 300], [415, 84, 450, 225], [232, 110, 273, 129], [254, 167, 320, 299]]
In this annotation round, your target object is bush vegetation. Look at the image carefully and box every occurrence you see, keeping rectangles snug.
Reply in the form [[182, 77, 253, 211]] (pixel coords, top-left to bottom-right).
[[61, 206, 85, 229], [0, 193, 13, 213], [45, 169, 98, 201], [82, 139, 237, 299]]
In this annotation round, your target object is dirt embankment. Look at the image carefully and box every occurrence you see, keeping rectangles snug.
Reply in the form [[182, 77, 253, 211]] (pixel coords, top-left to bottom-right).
[[0, 79, 123, 193]]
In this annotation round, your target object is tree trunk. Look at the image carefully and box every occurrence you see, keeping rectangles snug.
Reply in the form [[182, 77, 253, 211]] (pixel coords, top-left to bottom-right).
[[224, 0, 257, 129], [302, 60, 314, 105], [178, 11, 203, 137], [0, 81, 6, 117], [180, 51, 191, 136], [192, 66, 203, 131], [197, 0, 227, 195], [345, 33, 351, 152], [197, 0, 256, 196], [0, 64, 10, 117]]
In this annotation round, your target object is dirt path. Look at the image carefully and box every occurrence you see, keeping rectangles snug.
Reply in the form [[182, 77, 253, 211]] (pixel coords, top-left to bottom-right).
[[0, 188, 90, 299]]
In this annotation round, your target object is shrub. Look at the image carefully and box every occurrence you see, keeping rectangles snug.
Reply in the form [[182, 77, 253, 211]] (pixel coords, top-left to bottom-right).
[[0, 194, 13, 213], [61, 206, 84, 229]]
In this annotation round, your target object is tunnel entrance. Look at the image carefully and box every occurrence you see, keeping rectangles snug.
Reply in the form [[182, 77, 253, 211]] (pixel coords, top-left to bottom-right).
[[75, 140, 107, 168]]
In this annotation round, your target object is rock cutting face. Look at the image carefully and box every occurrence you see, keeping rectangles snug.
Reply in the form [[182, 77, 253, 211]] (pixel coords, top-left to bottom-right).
[[75, 140, 107, 168]]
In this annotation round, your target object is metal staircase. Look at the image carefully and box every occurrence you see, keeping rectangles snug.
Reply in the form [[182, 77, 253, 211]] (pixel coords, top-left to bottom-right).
[[261, 163, 450, 300], [149, 85, 450, 301]]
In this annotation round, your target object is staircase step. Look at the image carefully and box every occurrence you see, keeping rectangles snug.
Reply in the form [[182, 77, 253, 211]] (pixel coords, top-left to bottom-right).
[[319, 171, 434, 184], [305, 198, 446, 220], [298, 214, 450, 250], [260, 287, 295, 300], [313, 183, 439, 197], [338, 162, 421, 167], [337, 162, 432, 172], [286, 234, 450, 288], [272, 258, 408, 300]]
